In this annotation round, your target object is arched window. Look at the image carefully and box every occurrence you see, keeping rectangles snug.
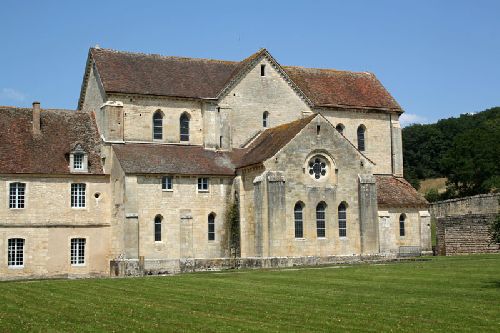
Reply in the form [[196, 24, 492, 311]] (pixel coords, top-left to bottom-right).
[[294, 202, 304, 238], [336, 124, 344, 134], [399, 214, 406, 237], [357, 125, 366, 151], [153, 111, 163, 140], [180, 113, 190, 142], [154, 215, 162, 242], [316, 202, 326, 238], [263, 111, 269, 128], [338, 202, 347, 237], [208, 213, 215, 241]]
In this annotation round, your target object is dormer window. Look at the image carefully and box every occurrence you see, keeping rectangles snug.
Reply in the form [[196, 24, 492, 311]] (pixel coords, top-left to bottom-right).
[[73, 153, 84, 170], [70, 144, 88, 173]]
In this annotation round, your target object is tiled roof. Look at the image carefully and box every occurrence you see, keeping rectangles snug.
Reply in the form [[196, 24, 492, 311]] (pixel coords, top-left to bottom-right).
[[85, 48, 402, 112], [112, 144, 236, 175], [283, 66, 402, 111], [376, 175, 428, 208], [90, 48, 241, 99], [0, 106, 103, 174], [234, 115, 316, 168]]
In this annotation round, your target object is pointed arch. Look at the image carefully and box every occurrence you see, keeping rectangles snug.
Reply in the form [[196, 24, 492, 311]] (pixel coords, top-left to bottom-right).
[[180, 112, 190, 142]]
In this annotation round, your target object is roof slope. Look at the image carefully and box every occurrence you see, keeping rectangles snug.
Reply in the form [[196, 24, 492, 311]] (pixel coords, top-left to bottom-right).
[[376, 175, 428, 208], [0, 106, 103, 174], [284, 66, 401, 111], [234, 115, 316, 168], [112, 144, 236, 175], [90, 48, 241, 99], [86, 48, 402, 112]]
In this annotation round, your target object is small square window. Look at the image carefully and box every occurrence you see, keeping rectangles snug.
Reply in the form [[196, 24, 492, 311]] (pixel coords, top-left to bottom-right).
[[197, 178, 209, 192], [162, 176, 173, 191]]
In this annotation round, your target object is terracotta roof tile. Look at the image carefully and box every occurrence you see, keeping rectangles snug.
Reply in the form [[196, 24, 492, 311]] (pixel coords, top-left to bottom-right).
[[376, 175, 428, 208], [87, 48, 402, 112], [0, 106, 103, 174], [284, 66, 401, 111], [234, 115, 316, 168], [112, 144, 236, 175]]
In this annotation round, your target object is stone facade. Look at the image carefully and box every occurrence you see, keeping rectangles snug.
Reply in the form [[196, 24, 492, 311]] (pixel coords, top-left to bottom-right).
[[432, 194, 499, 256], [0, 48, 431, 280]]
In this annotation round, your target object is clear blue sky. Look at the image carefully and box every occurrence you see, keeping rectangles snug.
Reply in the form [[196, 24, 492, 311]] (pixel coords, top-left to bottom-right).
[[1, 0, 498, 125]]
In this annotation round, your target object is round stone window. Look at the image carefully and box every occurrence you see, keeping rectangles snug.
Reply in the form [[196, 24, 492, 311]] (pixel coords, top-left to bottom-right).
[[308, 156, 328, 180]]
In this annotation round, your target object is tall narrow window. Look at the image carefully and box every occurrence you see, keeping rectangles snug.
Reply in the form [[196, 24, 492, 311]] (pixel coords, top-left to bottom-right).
[[208, 213, 215, 241], [316, 202, 326, 238], [261, 64, 266, 76], [399, 214, 406, 237], [294, 202, 304, 238], [162, 176, 173, 191], [8, 238, 24, 268], [154, 215, 162, 242], [357, 125, 366, 151], [263, 111, 269, 128], [338, 202, 347, 237], [153, 111, 163, 140], [219, 136, 223, 149], [70, 238, 86, 265], [71, 183, 86, 208], [9, 182, 25, 209], [336, 124, 344, 134], [180, 113, 190, 141]]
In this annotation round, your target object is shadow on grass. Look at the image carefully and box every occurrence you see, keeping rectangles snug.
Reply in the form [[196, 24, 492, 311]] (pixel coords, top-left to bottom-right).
[[482, 280, 500, 289]]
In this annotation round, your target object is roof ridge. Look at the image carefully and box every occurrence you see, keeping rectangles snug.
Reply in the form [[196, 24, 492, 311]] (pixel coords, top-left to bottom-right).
[[0, 105, 77, 113], [91, 47, 239, 64], [284, 65, 374, 76]]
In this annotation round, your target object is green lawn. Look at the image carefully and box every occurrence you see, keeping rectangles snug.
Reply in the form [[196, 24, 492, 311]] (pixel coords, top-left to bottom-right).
[[1, 255, 499, 332]]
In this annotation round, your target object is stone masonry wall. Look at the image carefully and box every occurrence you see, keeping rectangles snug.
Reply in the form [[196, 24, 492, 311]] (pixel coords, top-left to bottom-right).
[[430, 193, 499, 218], [436, 214, 499, 255]]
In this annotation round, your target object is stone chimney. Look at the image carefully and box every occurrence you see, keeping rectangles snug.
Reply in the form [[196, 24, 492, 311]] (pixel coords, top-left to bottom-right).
[[32, 101, 41, 135]]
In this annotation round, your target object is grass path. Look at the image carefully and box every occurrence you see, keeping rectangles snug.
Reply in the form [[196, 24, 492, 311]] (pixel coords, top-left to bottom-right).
[[0, 255, 499, 332]]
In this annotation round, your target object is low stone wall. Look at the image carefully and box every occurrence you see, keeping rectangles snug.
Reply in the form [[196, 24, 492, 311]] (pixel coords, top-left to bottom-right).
[[109, 254, 396, 277], [430, 193, 499, 218], [436, 213, 499, 256]]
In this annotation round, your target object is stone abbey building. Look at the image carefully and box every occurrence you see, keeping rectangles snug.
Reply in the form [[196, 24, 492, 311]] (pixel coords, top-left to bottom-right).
[[0, 48, 430, 279]]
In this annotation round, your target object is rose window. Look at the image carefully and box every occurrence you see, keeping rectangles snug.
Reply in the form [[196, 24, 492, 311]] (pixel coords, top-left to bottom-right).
[[308, 157, 327, 180]]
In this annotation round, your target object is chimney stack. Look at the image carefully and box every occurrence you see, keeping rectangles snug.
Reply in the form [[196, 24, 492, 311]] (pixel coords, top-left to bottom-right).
[[32, 101, 41, 135]]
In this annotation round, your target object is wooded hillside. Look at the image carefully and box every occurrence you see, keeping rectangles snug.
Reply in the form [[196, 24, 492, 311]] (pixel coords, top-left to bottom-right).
[[403, 107, 499, 200]]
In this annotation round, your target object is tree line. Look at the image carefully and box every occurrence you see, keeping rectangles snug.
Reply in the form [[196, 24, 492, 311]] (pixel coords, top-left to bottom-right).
[[403, 107, 499, 201]]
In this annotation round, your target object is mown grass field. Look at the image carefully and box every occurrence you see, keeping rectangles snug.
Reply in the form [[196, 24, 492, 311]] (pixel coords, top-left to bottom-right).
[[0, 255, 499, 332]]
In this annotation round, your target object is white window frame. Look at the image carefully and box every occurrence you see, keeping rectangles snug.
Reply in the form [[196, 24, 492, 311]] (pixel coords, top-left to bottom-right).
[[162, 176, 173, 191], [71, 183, 86, 208], [197, 177, 209, 192], [73, 153, 84, 170], [9, 182, 26, 209], [8, 238, 25, 268], [70, 238, 86, 266]]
